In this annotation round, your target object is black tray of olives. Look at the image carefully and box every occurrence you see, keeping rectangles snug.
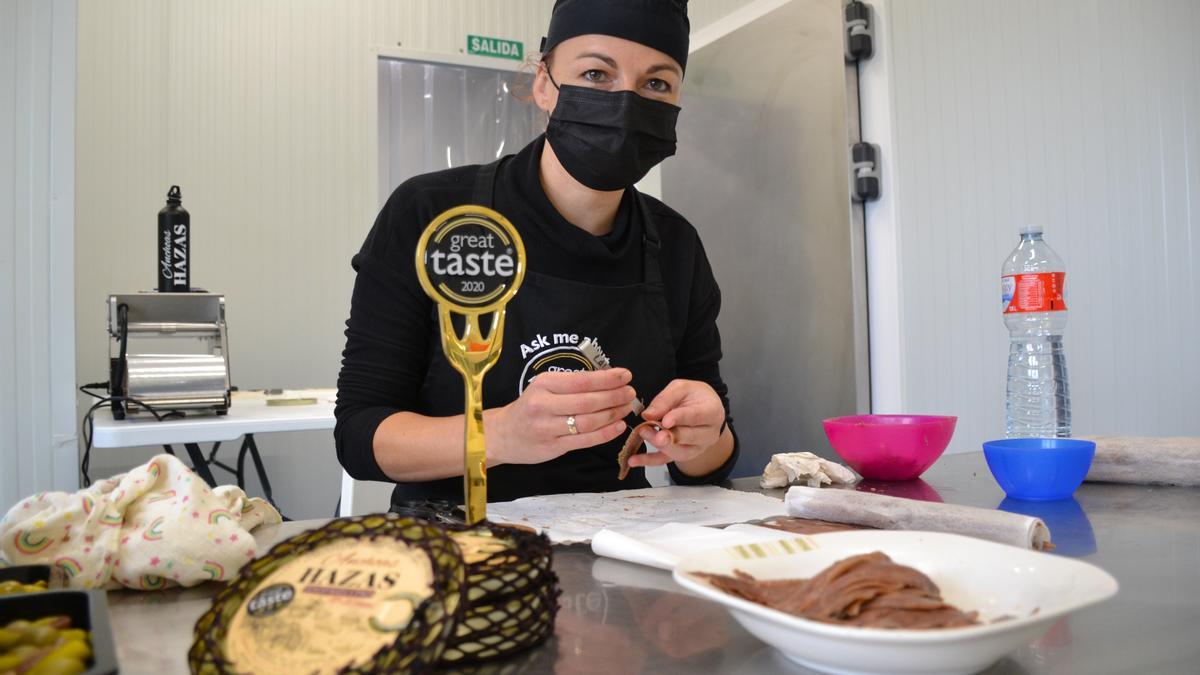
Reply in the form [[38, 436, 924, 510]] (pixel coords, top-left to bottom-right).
[[0, 590, 119, 674], [0, 564, 54, 592]]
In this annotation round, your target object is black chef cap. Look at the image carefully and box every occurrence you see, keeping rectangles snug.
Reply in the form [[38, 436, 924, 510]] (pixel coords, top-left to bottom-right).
[[540, 0, 690, 73]]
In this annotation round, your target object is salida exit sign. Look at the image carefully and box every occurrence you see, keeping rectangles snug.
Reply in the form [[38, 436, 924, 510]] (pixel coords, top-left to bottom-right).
[[467, 34, 524, 61]]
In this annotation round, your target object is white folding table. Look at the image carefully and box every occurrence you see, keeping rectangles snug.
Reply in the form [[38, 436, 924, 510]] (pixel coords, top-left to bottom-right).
[[89, 389, 337, 506]]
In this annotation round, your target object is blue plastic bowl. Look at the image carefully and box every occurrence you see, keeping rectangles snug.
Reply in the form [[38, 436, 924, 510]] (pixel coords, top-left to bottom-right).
[[982, 438, 1096, 501]]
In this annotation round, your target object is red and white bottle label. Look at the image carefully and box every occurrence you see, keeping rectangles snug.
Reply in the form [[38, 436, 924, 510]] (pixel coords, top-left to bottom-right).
[[1002, 273, 1067, 313]]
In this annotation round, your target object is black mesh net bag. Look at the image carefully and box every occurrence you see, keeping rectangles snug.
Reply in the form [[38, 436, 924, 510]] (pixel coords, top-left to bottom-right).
[[438, 521, 560, 665], [189, 515, 466, 675]]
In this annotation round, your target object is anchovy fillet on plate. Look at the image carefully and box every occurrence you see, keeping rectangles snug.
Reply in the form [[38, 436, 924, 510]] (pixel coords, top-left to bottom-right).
[[699, 551, 978, 629]]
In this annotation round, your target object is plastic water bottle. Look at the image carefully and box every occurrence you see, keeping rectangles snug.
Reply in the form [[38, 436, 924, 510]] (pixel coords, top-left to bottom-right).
[[1002, 225, 1070, 437]]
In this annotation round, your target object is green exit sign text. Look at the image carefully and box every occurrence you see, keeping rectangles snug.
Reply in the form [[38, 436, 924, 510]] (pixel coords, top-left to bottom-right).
[[467, 35, 524, 61]]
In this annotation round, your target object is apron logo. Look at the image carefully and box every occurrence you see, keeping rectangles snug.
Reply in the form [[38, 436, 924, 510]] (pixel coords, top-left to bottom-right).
[[518, 333, 604, 394]]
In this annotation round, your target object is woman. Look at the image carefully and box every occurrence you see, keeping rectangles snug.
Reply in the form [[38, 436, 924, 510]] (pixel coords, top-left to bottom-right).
[[335, 0, 738, 504]]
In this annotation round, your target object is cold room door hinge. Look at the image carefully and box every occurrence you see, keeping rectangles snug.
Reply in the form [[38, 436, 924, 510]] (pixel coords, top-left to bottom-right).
[[845, 1, 875, 61], [851, 142, 881, 202]]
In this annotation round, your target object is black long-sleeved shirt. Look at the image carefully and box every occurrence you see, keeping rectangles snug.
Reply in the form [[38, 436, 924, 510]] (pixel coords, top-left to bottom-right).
[[335, 136, 737, 501]]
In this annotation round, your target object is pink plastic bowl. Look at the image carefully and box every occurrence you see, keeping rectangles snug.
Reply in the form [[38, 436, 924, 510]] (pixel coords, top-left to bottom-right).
[[822, 414, 958, 481]]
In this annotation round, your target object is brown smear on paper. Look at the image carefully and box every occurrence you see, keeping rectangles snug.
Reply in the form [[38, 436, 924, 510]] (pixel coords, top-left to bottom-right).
[[757, 517, 872, 536], [224, 538, 434, 675]]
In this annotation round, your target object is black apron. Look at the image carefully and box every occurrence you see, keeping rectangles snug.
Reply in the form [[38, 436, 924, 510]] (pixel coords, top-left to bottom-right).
[[394, 158, 677, 504]]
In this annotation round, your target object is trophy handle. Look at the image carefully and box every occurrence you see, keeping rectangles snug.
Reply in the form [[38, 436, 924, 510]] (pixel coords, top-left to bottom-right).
[[437, 306, 508, 523]]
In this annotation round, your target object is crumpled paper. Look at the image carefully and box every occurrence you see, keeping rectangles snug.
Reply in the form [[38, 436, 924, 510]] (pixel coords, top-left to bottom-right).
[[487, 486, 788, 545], [0, 453, 280, 589], [760, 452, 858, 489]]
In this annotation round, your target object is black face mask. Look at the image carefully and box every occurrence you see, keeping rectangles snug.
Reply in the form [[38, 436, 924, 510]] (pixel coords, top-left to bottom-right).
[[545, 83, 681, 192]]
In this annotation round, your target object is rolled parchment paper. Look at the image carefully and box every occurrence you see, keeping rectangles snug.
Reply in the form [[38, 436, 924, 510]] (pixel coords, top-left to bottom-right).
[[784, 486, 1053, 551], [1079, 436, 1200, 487]]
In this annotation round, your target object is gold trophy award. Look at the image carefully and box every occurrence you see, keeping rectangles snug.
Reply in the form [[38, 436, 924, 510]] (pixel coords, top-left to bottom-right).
[[416, 206, 526, 524]]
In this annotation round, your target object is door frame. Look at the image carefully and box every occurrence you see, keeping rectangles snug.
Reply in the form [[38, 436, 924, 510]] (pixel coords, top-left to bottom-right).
[[694, 0, 895, 414], [660, 0, 869, 476], [366, 46, 525, 210], [851, 0, 905, 413]]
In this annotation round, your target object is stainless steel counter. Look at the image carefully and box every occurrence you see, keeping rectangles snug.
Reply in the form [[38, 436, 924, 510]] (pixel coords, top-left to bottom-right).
[[107, 452, 1200, 674]]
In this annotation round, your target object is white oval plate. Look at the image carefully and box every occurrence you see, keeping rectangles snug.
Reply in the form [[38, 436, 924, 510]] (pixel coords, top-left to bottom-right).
[[673, 530, 1117, 675]]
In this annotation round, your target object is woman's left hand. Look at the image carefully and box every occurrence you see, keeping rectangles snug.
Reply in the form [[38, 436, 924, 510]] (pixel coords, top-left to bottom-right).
[[628, 379, 725, 467]]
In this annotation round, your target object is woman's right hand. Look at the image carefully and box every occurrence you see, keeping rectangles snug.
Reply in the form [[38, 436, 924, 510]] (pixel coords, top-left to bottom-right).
[[487, 368, 636, 466]]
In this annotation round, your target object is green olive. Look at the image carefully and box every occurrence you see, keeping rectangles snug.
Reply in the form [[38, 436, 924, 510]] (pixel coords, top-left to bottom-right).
[[26, 654, 87, 675], [0, 579, 48, 595], [33, 616, 70, 629], [10, 643, 42, 658], [49, 639, 91, 661], [57, 629, 87, 644], [28, 625, 60, 647], [0, 627, 22, 650]]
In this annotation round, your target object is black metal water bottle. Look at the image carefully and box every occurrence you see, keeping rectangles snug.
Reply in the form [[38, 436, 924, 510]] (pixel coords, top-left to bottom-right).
[[157, 185, 190, 292]]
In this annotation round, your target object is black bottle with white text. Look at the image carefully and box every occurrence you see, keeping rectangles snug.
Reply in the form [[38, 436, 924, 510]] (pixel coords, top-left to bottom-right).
[[158, 185, 190, 292]]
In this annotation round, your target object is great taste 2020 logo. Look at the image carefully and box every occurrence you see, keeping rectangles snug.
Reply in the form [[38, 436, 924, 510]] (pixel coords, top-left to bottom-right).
[[416, 207, 522, 312]]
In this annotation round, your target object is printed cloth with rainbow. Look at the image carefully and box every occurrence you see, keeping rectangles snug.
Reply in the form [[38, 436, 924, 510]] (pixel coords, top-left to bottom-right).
[[0, 454, 280, 590]]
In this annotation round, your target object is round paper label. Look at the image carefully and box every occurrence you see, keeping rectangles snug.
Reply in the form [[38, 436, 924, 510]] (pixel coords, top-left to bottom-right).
[[223, 538, 434, 675]]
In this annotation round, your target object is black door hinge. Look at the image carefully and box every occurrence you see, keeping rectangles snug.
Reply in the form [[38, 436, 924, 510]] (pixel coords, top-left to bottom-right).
[[845, 1, 874, 61], [851, 142, 881, 202]]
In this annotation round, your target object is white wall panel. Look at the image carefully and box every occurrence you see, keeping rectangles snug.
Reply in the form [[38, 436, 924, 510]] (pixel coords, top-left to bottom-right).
[[1, 0, 17, 513], [869, 0, 1200, 451], [75, 1, 756, 518], [1, 0, 77, 513]]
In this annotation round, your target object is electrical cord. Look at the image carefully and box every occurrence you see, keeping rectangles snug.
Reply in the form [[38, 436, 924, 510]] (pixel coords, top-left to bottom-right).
[[78, 399, 290, 521], [77, 384, 287, 520], [79, 382, 109, 399], [80, 394, 184, 487]]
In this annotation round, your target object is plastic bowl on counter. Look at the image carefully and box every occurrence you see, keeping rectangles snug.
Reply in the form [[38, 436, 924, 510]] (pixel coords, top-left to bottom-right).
[[822, 414, 957, 481], [982, 438, 1096, 501]]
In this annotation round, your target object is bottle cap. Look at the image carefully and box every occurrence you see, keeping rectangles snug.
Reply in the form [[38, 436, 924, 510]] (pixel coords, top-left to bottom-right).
[[1018, 224, 1043, 235], [166, 185, 182, 205]]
